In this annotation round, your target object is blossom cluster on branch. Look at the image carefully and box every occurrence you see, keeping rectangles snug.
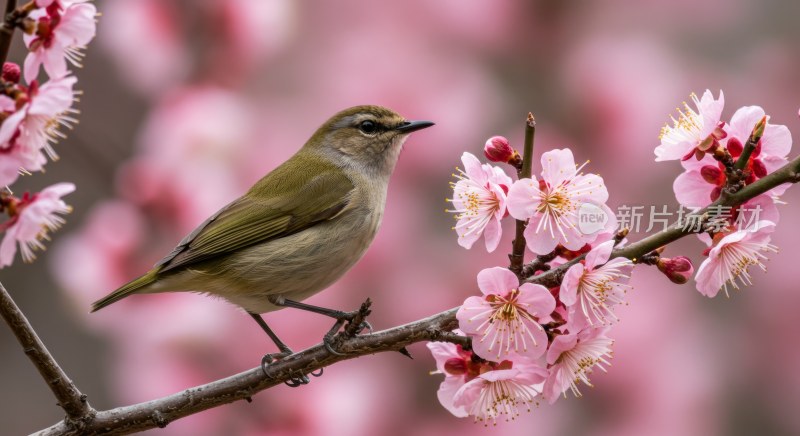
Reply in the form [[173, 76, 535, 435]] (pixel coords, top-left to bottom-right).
[[0, 0, 96, 267], [429, 89, 792, 425]]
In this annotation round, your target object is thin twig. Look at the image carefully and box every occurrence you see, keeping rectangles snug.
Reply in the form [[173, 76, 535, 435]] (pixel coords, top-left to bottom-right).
[[509, 113, 536, 277], [734, 116, 766, 171], [0, 282, 93, 424], [0, 0, 34, 67], [0, 0, 18, 66]]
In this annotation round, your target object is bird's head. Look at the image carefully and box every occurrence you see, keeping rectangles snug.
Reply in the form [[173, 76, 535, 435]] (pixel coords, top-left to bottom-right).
[[306, 105, 434, 176]]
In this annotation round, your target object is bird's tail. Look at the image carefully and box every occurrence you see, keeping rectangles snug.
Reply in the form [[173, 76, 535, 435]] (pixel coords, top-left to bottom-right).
[[91, 270, 159, 312]]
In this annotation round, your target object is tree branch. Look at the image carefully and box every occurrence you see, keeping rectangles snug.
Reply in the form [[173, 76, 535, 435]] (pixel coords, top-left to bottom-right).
[[0, 0, 35, 67], [734, 116, 766, 171], [0, 0, 17, 67], [509, 113, 536, 277], [35, 308, 462, 435], [0, 282, 93, 424]]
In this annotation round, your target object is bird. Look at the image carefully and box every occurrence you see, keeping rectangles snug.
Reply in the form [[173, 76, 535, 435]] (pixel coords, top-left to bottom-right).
[[90, 105, 434, 385]]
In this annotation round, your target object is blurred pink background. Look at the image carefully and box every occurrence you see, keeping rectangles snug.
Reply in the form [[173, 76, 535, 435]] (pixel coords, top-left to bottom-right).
[[3, 0, 800, 434]]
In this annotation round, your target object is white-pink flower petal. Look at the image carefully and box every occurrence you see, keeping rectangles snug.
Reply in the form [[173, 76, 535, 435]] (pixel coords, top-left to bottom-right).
[[694, 221, 777, 297], [543, 327, 613, 403], [448, 152, 512, 253], [458, 268, 555, 361], [655, 90, 724, 161], [559, 241, 632, 326], [0, 182, 75, 267], [452, 367, 543, 425], [508, 149, 611, 255]]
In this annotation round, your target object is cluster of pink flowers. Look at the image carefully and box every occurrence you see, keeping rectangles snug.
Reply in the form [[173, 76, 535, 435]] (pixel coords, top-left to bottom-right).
[[430, 265, 626, 424], [448, 144, 617, 255], [432, 91, 793, 423], [0, 0, 96, 268], [661, 90, 789, 298], [434, 137, 634, 424]]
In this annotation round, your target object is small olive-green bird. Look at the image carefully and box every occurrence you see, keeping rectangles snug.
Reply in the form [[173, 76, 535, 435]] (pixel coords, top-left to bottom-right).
[[91, 105, 433, 383]]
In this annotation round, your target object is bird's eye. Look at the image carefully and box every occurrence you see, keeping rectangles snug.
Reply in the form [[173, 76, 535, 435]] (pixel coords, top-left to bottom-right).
[[359, 120, 378, 135]]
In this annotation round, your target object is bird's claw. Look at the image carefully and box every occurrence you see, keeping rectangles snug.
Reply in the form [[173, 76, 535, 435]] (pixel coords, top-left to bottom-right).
[[260, 349, 313, 387], [321, 299, 373, 356], [260, 349, 292, 375], [323, 320, 347, 356], [284, 374, 310, 387]]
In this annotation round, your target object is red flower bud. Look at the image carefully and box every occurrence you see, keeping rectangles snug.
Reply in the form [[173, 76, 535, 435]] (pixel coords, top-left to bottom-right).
[[2, 62, 20, 83], [483, 136, 515, 163], [657, 256, 694, 284]]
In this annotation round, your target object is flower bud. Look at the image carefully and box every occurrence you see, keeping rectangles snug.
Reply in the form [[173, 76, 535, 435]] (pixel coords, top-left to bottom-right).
[[2, 62, 20, 83], [483, 136, 515, 163], [657, 256, 694, 284], [752, 115, 767, 139]]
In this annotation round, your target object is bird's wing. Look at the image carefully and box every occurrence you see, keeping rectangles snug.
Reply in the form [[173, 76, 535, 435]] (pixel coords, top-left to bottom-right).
[[155, 169, 355, 273]]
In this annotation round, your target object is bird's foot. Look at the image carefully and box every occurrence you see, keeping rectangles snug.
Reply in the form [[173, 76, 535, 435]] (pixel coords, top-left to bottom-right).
[[260, 349, 322, 387], [322, 298, 373, 356]]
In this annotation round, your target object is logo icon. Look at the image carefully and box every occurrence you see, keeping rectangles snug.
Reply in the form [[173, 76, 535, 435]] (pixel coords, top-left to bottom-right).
[[577, 201, 610, 235]]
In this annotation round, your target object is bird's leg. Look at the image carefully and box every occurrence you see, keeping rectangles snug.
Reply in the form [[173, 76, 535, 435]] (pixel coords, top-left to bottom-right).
[[249, 312, 316, 387], [267, 296, 373, 356]]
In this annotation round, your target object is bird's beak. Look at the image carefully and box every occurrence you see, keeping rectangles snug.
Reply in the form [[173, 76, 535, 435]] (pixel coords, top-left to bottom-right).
[[396, 120, 435, 133]]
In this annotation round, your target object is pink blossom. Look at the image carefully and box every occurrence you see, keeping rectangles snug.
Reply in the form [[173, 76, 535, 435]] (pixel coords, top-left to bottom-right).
[[457, 267, 555, 361], [655, 90, 725, 161], [448, 152, 512, 252], [560, 240, 633, 326], [0, 95, 37, 186], [695, 221, 778, 298], [24, 0, 97, 81], [720, 106, 790, 170], [542, 327, 613, 403], [452, 364, 547, 425], [426, 340, 478, 418], [427, 339, 548, 423], [0, 76, 78, 180], [676, 106, 792, 205], [507, 148, 616, 255], [0, 182, 74, 267]]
